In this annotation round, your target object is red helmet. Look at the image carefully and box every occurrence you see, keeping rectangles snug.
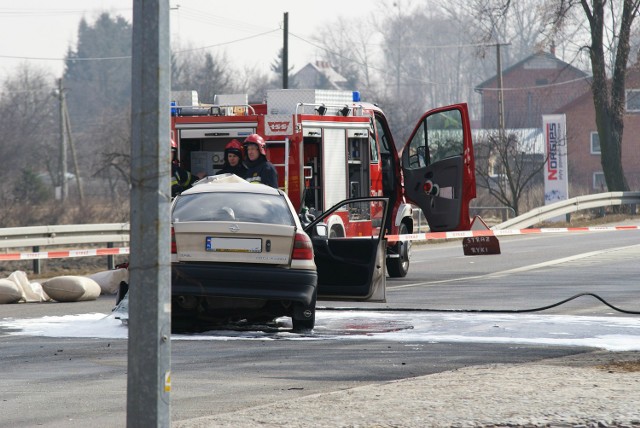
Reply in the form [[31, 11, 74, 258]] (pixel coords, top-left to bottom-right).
[[243, 133, 266, 155], [225, 139, 244, 159]]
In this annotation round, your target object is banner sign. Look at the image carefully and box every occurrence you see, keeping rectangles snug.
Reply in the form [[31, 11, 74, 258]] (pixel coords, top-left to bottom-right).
[[542, 114, 569, 220]]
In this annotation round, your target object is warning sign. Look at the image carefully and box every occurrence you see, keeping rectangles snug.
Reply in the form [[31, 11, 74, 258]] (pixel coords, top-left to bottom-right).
[[462, 235, 501, 255], [462, 216, 501, 255]]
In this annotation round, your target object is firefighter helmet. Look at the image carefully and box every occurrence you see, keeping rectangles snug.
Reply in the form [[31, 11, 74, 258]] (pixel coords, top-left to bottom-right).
[[243, 133, 266, 155], [225, 139, 243, 159]]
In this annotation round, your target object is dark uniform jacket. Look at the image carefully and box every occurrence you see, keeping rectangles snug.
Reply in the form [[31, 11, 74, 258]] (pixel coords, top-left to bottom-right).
[[244, 156, 278, 188]]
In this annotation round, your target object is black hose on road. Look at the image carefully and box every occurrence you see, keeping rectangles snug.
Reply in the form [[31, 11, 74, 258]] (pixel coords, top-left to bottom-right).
[[317, 292, 640, 315]]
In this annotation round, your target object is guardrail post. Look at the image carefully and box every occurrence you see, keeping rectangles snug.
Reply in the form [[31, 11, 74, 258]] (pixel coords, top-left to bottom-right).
[[107, 242, 115, 270], [32, 246, 41, 275]]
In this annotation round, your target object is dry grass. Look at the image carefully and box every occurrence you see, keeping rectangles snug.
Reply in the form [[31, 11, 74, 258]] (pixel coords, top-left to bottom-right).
[[539, 212, 639, 228], [597, 360, 640, 373]]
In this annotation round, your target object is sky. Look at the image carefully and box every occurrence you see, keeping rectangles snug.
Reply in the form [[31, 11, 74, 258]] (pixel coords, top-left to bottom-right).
[[0, 0, 381, 83], [2, 310, 640, 351]]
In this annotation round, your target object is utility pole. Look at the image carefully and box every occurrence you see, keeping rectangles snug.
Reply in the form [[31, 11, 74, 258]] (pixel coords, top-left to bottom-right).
[[62, 90, 85, 206], [495, 42, 510, 135], [283, 12, 288, 89], [128, 0, 172, 426], [57, 78, 68, 202]]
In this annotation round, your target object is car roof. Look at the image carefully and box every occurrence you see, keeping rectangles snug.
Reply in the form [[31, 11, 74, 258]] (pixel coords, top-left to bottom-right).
[[180, 174, 281, 196]]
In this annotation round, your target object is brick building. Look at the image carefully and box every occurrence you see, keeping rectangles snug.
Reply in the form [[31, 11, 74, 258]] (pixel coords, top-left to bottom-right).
[[475, 51, 590, 129], [476, 51, 640, 196], [561, 66, 640, 194]]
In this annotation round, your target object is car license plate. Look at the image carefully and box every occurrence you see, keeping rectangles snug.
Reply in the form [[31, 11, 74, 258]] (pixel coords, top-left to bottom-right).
[[205, 237, 261, 253]]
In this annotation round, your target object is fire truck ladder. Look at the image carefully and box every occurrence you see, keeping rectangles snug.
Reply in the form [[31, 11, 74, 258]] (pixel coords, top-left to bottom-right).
[[266, 138, 290, 194]]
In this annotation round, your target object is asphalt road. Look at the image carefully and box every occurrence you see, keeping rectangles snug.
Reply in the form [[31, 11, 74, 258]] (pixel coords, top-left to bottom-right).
[[1, 225, 639, 427]]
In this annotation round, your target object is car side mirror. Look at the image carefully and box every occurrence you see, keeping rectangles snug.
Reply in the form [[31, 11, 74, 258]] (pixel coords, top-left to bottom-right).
[[315, 223, 328, 237]]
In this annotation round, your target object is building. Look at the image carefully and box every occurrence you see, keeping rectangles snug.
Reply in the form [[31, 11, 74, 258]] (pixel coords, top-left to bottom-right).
[[476, 50, 640, 196], [475, 51, 590, 129], [561, 66, 640, 194], [293, 61, 350, 90]]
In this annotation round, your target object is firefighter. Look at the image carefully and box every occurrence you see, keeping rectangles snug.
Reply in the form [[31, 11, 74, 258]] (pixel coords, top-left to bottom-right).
[[242, 133, 278, 188], [171, 138, 201, 197], [216, 139, 248, 177]]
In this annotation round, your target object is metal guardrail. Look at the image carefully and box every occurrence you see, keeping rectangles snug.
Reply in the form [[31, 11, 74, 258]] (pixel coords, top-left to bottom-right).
[[493, 192, 640, 230], [0, 223, 130, 274], [470, 206, 516, 222]]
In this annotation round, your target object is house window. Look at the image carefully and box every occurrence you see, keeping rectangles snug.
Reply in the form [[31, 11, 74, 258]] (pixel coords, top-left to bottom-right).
[[593, 172, 607, 191], [590, 132, 601, 154], [626, 89, 640, 112]]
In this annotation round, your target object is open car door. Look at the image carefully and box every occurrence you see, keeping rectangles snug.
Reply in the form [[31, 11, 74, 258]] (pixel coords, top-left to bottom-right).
[[304, 197, 389, 302], [401, 104, 476, 231]]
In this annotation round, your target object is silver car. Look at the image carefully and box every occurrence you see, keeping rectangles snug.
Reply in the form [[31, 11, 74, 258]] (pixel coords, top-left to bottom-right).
[[171, 175, 317, 331], [171, 175, 390, 332]]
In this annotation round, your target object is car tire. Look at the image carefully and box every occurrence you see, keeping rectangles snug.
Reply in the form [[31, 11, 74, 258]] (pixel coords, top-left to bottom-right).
[[386, 222, 410, 278], [292, 289, 316, 332]]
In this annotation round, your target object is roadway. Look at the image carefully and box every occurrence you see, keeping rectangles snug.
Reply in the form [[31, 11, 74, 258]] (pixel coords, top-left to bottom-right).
[[0, 225, 639, 426]]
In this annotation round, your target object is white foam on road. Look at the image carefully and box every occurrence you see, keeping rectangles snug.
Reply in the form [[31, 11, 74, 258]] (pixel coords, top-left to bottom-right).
[[1, 311, 639, 351]]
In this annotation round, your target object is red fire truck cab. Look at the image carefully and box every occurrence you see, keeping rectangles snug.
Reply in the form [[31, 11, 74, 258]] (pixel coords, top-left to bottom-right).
[[170, 89, 476, 278]]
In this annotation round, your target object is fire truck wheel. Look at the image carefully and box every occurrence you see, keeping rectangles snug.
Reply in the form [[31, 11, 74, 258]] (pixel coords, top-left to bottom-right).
[[386, 222, 410, 278], [329, 225, 345, 238]]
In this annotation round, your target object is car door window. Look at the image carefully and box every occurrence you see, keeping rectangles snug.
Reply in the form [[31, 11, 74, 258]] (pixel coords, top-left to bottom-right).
[[305, 197, 389, 301]]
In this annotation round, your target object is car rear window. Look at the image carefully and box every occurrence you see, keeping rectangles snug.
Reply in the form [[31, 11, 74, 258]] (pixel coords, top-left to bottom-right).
[[172, 192, 295, 225]]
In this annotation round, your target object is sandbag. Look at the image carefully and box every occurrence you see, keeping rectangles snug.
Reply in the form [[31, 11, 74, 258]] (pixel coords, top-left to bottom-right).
[[42, 276, 101, 302], [7, 271, 49, 303], [87, 268, 129, 295], [0, 278, 22, 304]]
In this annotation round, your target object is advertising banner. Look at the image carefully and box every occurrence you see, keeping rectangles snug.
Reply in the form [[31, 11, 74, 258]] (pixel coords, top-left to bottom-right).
[[542, 114, 569, 221]]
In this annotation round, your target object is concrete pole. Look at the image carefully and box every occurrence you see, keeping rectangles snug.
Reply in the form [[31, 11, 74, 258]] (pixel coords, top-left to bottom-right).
[[58, 78, 68, 201], [128, 0, 172, 426], [496, 43, 505, 134], [283, 12, 288, 89]]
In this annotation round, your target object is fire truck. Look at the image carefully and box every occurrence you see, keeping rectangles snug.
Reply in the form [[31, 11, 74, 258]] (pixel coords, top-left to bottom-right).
[[170, 89, 476, 278]]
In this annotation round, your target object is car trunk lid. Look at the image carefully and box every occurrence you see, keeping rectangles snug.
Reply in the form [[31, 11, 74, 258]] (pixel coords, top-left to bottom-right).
[[173, 222, 296, 265]]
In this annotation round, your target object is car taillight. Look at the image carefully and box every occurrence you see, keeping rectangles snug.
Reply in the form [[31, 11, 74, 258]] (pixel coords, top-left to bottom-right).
[[292, 232, 313, 260], [171, 226, 177, 254]]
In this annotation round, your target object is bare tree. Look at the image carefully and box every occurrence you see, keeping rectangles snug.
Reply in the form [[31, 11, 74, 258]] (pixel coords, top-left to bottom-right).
[[311, 16, 378, 91], [541, 0, 640, 192], [474, 130, 547, 216], [171, 45, 235, 103], [443, 0, 547, 63], [234, 65, 274, 103], [0, 64, 58, 188]]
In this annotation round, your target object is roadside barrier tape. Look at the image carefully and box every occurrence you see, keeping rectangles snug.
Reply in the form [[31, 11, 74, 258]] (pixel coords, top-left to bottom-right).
[[0, 247, 129, 261], [1, 225, 638, 259], [385, 225, 640, 243]]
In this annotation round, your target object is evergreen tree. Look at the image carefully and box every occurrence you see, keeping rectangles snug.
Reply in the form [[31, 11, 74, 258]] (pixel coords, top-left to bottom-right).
[[63, 13, 132, 123], [270, 48, 296, 89]]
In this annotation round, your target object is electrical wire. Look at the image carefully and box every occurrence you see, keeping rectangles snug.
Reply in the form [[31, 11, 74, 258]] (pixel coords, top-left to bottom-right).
[[317, 293, 640, 315]]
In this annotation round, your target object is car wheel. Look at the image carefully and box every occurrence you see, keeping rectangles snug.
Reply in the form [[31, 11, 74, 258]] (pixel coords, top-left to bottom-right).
[[386, 222, 410, 278], [292, 290, 316, 332]]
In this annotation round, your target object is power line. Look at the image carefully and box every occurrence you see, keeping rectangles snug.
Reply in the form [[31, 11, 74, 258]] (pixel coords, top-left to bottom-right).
[[0, 29, 280, 62], [174, 29, 280, 53], [289, 31, 594, 92]]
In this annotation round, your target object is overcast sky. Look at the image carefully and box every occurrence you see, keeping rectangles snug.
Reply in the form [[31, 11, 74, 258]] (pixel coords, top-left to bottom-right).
[[0, 0, 380, 82]]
